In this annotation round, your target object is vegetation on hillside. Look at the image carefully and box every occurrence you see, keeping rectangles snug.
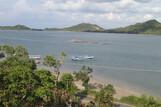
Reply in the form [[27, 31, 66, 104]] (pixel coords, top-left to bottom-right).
[[45, 23, 104, 32], [1, 19, 161, 35], [106, 19, 161, 35], [0, 25, 31, 30]]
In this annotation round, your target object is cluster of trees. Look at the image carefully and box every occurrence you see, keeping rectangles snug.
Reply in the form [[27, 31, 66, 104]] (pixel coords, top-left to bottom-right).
[[0, 45, 117, 107], [74, 66, 93, 93], [120, 95, 161, 107], [0, 45, 75, 107]]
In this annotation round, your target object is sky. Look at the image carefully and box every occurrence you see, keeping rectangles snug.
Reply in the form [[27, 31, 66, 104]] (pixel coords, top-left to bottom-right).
[[0, 0, 161, 29]]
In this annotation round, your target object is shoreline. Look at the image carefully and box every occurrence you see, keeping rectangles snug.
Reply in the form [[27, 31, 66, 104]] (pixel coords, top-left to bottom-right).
[[39, 65, 159, 99], [60, 67, 141, 99], [89, 75, 141, 99]]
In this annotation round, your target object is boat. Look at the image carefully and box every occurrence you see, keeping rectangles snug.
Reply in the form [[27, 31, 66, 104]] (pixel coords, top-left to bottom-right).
[[72, 55, 94, 61], [84, 55, 94, 59], [72, 56, 82, 61]]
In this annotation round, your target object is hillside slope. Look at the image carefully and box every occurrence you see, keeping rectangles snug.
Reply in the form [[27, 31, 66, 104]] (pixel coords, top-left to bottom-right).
[[45, 23, 104, 32], [106, 19, 161, 35], [0, 25, 31, 30]]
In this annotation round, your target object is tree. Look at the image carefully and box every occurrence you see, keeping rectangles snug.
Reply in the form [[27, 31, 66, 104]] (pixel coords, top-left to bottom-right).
[[43, 55, 57, 68], [43, 53, 66, 88], [34, 69, 56, 106], [14, 45, 29, 58], [0, 56, 37, 107], [0, 45, 81, 107], [43, 55, 58, 86], [60, 73, 74, 91], [95, 84, 116, 107], [60, 51, 66, 64], [1, 45, 15, 56], [74, 66, 93, 91]]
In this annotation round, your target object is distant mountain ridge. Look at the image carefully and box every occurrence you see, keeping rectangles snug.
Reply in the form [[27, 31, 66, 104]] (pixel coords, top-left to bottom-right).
[[106, 19, 161, 35], [45, 23, 105, 32], [0, 19, 161, 35], [0, 25, 31, 30]]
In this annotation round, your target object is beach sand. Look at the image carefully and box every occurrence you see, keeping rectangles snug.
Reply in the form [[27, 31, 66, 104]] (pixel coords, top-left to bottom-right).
[[59, 68, 141, 99], [38, 66, 141, 99], [89, 76, 140, 99]]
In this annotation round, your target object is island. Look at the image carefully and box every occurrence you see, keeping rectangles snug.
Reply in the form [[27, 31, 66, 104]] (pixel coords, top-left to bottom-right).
[[0, 19, 161, 35], [105, 19, 161, 35], [45, 23, 105, 32]]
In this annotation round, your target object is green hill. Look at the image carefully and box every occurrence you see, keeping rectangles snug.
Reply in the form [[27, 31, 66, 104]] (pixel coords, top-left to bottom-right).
[[106, 19, 161, 35], [45, 23, 104, 32], [0, 25, 31, 30]]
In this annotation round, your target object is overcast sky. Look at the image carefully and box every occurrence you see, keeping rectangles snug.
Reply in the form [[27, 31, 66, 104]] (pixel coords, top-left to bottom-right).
[[0, 0, 161, 28]]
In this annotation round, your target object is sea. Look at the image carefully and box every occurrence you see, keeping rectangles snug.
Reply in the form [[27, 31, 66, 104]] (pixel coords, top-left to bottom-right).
[[0, 30, 161, 97]]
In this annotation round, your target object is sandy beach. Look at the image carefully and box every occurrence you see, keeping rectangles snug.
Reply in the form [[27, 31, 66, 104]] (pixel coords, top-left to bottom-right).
[[59, 67, 141, 99], [89, 76, 141, 99], [38, 65, 142, 99]]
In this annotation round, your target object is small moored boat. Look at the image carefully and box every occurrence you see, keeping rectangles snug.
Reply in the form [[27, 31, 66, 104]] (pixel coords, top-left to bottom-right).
[[72, 55, 94, 61]]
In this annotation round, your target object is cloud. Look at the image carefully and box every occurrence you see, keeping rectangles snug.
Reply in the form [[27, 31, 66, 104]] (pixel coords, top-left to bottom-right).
[[13, 0, 32, 13], [0, 0, 160, 28]]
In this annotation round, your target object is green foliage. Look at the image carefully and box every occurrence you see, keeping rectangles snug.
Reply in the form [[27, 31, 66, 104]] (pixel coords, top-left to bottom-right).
[[95, 84, 116, 107], [1, 45, 15, 56], [60, 73, 78, 94], [0, 25, 31, 30], [74, 66, 93, 91], [60, 73, 73, 89], [15, 45, 29, 58], [43, 55, 57, 67], [60, 51, 66, 64], [120, 95, 161, 107], [0, 45, 81, 107], [34, 69, 56, 89], [0, 57, 37, 106], [45, 23, 104, 32], [107, 19, 161, 35]]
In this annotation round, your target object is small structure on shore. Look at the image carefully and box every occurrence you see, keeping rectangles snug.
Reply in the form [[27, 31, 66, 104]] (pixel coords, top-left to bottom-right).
[[0, 52, 5, 59], [29, 55, 41, 64]]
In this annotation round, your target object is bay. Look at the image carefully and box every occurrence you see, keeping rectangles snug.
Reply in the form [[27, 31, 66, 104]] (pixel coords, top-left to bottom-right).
[[0, 30, 161, 97]]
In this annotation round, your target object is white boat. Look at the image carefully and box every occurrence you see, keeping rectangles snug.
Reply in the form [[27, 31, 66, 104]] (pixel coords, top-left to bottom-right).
[[72, 55, 94, 61], [72, 56, 82, 61], [84, 55, 94, 59]]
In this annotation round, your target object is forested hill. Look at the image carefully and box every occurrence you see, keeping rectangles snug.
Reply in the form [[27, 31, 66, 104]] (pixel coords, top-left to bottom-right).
[[45, 23, 105, 32], [106, 19, 161, 35], [0, 25, 31, 30]]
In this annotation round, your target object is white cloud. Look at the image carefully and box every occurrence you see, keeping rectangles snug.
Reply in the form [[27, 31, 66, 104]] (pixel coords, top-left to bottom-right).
[[0, 0, 160, 28], [143, 14, 154, 20], [13, 0, 32, 13]]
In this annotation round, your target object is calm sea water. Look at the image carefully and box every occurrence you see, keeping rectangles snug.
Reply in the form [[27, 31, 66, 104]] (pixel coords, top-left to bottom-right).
[[0, 30, 161, 97]]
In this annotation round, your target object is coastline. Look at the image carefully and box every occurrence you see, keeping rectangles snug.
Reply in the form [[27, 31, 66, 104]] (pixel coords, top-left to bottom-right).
[[59, 67, 141, 99], [89, 75, 141, 99], [39, 65, 159, 99]]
